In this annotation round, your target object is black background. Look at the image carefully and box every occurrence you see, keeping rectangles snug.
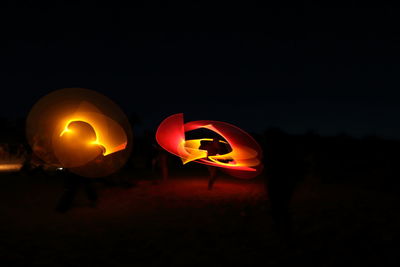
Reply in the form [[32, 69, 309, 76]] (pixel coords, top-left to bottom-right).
[[1, 4, 400, 137]]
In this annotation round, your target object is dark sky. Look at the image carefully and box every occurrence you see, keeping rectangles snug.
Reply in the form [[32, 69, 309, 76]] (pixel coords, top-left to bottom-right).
[[1, 5, 400, 138]]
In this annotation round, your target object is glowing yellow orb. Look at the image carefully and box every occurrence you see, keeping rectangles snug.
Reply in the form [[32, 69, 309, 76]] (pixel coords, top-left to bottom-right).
[[26, 88, 132, 177]]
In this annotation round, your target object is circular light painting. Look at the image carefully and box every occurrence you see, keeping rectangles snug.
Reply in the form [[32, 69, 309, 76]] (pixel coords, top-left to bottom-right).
[[26, 88, 132, 177], [156, 113, 263, 179]]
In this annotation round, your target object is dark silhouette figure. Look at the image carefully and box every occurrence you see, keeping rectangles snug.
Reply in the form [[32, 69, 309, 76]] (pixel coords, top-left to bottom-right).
[[151, 142, 169, 182], [207, 166, 217, 190], [200, 138, 230, 190], [16, 143, 27, 159], [264, 129, 308, 243], [20, 146, 46, 176], [55, 121, 104, 213], [55, 168, 98, 213]]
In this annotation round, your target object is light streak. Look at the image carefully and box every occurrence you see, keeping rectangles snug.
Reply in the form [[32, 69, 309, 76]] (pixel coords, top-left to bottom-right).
[[156, 113, 263, 179]]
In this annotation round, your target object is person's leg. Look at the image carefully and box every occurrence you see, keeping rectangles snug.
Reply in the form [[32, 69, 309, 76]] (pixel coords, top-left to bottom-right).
[[208, 166, 217, 190], [56, 174, 80, 212], [161, 156, 168, 181], [151, 157, 157, 173], [83, 178, 98, 207]]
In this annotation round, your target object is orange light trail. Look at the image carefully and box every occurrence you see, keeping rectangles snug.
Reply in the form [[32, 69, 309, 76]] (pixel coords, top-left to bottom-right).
[[156, 113, 263, 179], [26, 88, 133, 178], [58, 118, 127, 156]]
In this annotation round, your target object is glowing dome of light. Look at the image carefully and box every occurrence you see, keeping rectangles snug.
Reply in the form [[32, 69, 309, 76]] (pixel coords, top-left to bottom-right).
[[156, 113, 263, 179], [26, 88, 132, 177]]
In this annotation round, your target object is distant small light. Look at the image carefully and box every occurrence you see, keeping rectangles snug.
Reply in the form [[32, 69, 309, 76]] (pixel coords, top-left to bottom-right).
[[57, 167, 64, 171]]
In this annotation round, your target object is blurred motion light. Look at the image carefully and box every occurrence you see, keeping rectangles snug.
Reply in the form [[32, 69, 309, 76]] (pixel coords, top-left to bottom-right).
[[156, 113, 263, 179], [26, 88, 132, 177]]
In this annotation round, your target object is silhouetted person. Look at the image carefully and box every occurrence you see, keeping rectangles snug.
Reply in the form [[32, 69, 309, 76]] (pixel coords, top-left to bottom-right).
[[20, 147, 46, 176], [200, 138, 230, 190], [16, 143, 26, 160], [264, 130, 308, 244], [151, 142, 169, 182], [55, 121, 103, 213], [55, 168, 98, 213]]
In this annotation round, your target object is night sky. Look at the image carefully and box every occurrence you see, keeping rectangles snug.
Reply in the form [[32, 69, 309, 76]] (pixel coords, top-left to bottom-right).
[[1, 6, 400, 138]]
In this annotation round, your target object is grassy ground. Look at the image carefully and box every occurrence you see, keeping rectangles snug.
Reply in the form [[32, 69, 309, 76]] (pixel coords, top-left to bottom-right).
[[0, 169, 399, 266]]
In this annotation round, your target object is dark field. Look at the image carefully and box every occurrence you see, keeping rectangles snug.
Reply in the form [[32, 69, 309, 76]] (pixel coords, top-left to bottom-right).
[[1, 169, 399, 266]]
